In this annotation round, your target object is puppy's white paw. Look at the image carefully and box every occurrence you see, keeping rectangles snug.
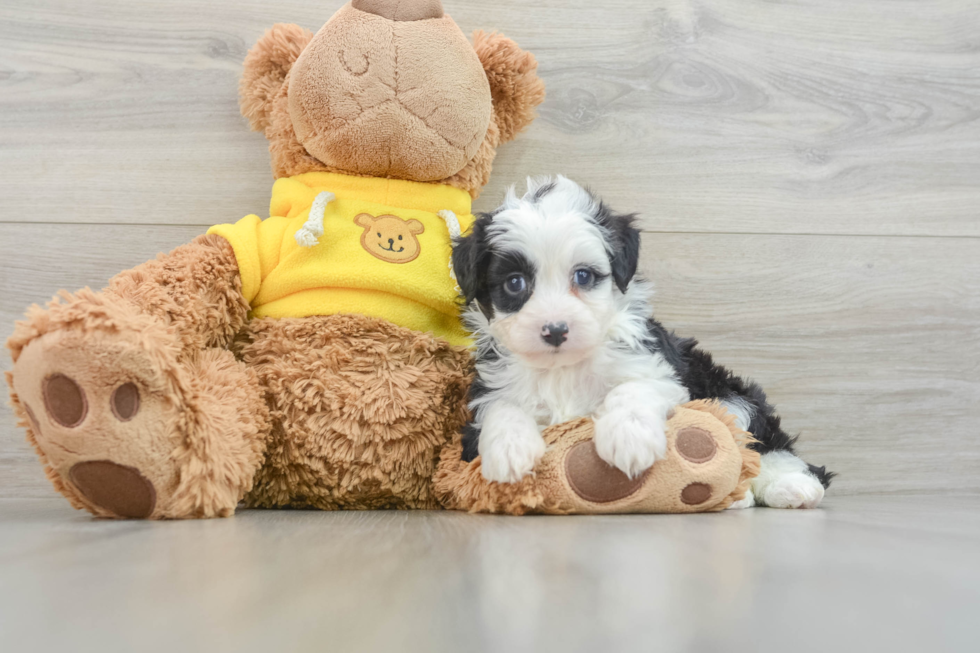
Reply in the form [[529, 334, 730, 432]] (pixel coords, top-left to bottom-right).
[[727, 489, 756, 510], [593, 409, 667, 479], [479, 424, 546, 484], [758, 473, 825, 509]]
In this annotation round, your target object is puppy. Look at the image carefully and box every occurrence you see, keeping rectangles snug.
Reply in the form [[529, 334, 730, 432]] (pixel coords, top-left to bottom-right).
[[451, 176, 833, 509]]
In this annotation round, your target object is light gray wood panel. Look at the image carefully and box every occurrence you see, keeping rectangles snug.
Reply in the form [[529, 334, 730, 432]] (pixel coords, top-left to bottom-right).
[[2, 223, 978, 498], [2, 1, 979, 235], [643, 232, 980, 496], [1, 495, 978, 652]]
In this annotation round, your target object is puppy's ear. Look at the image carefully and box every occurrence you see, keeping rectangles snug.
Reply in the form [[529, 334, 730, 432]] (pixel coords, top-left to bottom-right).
[[472, 31, 546, 144], [596, 204, 641, 293], [452, 214, 495, 319], [240, 23, 314, 133]]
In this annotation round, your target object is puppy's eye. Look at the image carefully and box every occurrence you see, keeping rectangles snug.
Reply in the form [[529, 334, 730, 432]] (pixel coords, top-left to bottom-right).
[[398, 235, 403, 240], [573, 269, 595, 287], [377, 232, 381, 237], [504, 274, 527, 296]]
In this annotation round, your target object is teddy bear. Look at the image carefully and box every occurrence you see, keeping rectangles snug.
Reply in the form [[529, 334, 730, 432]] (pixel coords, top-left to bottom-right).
[[5, 0, 547, 519]]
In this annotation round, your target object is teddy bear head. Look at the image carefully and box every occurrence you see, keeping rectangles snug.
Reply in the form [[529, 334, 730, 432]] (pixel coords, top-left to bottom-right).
[[240, 0, 546, 198]]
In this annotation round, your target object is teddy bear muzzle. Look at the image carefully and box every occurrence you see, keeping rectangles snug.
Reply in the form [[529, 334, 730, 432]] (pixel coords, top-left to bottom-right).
[[286, 2, 492, 181], [352, 0, 444, 21]]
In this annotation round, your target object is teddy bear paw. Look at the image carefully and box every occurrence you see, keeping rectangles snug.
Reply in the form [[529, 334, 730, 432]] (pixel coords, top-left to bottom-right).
[[11, 328, 186, 519]]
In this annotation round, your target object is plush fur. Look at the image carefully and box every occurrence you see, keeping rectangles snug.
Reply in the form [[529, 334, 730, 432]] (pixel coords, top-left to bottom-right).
[[452, 177, 833, 508], [236, 314, 471, 510], [5, 0, 544, 519]]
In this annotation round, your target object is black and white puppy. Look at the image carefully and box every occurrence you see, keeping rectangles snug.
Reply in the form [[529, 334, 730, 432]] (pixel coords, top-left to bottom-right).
[[451, 176, 833, 509]]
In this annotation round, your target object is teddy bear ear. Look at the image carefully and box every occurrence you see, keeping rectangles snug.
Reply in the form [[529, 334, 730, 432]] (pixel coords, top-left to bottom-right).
[[472, 30, 546, 144], [406, 219, 425, 235], [354, 213, 375, 228], [240, 23, 315, 133]]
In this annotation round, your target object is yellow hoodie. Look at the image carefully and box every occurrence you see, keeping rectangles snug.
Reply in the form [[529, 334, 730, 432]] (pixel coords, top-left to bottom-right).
[[208, 172, 475, 346]]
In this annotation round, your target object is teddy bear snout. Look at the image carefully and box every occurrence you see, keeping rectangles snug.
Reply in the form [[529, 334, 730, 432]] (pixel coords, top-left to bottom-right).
[[286, 2, 492, 181], [352, 0, 444, 22]]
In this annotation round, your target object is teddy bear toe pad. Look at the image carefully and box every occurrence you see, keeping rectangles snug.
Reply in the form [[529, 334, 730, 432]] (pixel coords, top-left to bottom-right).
[[680, 482, 714, 506], [42, 373, 88, 428], [675, 427, 718, 463]]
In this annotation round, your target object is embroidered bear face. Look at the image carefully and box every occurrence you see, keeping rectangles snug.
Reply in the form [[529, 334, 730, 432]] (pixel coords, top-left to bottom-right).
[[355, 213, 425, 264]]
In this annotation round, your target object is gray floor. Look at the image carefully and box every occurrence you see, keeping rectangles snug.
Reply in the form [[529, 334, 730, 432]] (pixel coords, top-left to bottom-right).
[[1, 495, 978, 652]]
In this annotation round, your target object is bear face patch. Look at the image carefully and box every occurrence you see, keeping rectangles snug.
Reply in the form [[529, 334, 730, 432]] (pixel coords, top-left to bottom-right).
[[354, 213, 425, 264]]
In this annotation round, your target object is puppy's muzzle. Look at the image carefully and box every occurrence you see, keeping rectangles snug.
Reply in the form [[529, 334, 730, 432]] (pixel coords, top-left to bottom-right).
[[541, 322, 569, 348]]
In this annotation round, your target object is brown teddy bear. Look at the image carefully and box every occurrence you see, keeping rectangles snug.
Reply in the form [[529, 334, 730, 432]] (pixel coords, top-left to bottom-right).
[[6, 0, 546, 519]]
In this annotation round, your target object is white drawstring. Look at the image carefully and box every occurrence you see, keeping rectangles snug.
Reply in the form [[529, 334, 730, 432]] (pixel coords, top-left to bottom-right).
[[438, 209, 462, 293], [295, 191, 336, 248]]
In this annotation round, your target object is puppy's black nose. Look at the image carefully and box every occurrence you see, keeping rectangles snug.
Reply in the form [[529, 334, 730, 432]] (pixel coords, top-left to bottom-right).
[[541, 322, 569, 348], [388, 238, 394, 245]]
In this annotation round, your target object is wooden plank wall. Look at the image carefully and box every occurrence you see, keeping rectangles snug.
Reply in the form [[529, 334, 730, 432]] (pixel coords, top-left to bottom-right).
[[2, 0, 978, 499]]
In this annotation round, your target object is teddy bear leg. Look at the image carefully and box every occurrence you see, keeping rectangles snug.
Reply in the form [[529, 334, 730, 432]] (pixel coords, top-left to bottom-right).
[[9, 314, 269, 519], [6, 235, 267, 519]]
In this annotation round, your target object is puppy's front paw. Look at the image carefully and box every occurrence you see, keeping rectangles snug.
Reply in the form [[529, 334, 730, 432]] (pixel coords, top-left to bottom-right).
[[480, 438, 545, 484], [593, 409, 667, 479], [479, 424, 546, 484]]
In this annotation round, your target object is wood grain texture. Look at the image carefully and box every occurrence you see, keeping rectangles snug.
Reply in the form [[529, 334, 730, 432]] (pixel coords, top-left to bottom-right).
[[1, 1, 979, 234], [3, 224, 978, 498]]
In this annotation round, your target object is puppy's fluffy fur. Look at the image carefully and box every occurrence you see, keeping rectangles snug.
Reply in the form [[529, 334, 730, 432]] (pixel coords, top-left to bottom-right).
[[452, 176, 834, 509]]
